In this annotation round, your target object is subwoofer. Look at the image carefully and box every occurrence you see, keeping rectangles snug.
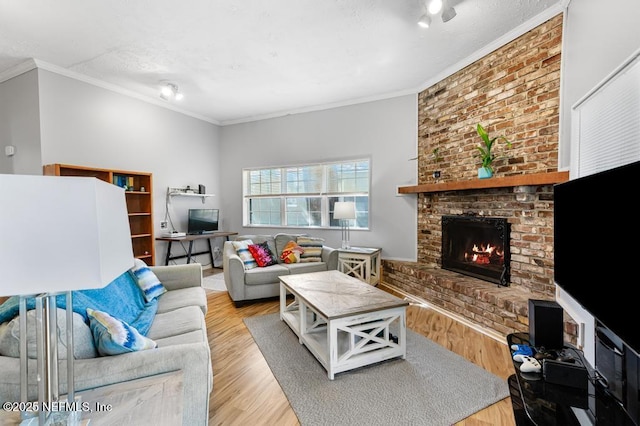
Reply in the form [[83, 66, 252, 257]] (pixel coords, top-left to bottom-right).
[[528, 299, 564, 351]]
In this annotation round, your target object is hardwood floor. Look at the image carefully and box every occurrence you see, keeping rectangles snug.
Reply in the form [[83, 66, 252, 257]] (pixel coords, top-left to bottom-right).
[[204, 269, 517, 426]]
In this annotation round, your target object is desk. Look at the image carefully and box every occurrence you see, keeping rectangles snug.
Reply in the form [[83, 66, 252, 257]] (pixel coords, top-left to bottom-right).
[[156, 231, 237, 266]]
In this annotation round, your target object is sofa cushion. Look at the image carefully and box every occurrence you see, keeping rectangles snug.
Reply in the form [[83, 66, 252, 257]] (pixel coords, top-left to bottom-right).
[[130, 258, 167, 302], [285, 262, 329, 275], [0, 308, 97, 359], [235, 235, 277, 258], [274, 233, 308, 260], [248, 241, 278, 267], [147, 306, 205, 341], [281, 240, 305, 264], [297, 236, 324, 262], [154, 329, 206, 348], [232, 239, 258, 270], [156, 287, 207, 315], [244, 264, 290, 286], [87, 308, 157, 356]]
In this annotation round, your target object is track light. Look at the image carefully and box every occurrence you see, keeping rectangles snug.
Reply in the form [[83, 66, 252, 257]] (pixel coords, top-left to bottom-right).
[[419, 0, 456, 28], [417, 13, 432, 28], [441, 6, 457, 23], [159, 83, 183, 101], [427, 0, 442, 15]]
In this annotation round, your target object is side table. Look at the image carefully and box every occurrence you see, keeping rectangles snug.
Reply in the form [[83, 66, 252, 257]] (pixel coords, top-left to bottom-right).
[[337, 247, 381, 285]]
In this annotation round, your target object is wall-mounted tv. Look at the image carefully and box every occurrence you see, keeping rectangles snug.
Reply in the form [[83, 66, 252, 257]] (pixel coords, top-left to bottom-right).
[[554, 160, 640, 356], [187, 209, 219, 235]]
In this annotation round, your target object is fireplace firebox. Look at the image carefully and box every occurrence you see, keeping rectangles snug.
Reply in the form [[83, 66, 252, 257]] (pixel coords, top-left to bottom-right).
[[441, 215, 510, 286]]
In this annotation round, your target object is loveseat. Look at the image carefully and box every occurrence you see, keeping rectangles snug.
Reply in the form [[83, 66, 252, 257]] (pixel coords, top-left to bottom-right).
[[0, 263, 212, 426], [223, 233, 338, 306]]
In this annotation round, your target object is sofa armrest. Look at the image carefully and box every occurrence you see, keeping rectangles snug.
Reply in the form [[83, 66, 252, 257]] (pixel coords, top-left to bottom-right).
[[223, 241, 247, 301], [149, 263, 202, 291], [322, 246, 338, 270]]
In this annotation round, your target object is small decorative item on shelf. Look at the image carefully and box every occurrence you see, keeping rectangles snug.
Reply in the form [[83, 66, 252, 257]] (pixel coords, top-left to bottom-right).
[[431, 147, 443, 181], [475, 123, 511, 179]]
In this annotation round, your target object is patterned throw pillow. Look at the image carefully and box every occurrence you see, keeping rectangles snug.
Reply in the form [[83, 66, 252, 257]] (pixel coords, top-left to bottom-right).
[[280, 240, 305, 264], [87, 308, 157, 356], [232, 239, 258, 270], [130, 258, 167, 302], [248, 241, 278, 267], [297, 237, 324, 262]]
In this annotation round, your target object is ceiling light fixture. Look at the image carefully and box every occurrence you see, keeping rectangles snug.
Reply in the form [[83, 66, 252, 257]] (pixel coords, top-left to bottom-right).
[[427, 0, 443, 15], [417, 13, 432, 28], [441, 6, 457, 23], [160, 83, 184, 101]]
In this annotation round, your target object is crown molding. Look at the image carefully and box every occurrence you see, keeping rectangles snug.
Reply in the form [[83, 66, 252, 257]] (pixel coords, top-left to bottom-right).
[[0, 58, 38, 83], [1, 58, 221, 125]]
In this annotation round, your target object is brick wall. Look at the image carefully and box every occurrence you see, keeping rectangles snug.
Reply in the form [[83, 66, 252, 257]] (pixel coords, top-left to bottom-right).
[[417, 14, 562, 184], [382, 14, 578, 341]]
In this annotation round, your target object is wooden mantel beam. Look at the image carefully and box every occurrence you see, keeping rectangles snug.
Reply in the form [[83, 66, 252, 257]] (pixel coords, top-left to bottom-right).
[[397, 171, 570, 194]]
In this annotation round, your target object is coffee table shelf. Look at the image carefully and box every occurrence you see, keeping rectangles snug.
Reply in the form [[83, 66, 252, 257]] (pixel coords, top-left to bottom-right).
[[279, 270, 409, 380]]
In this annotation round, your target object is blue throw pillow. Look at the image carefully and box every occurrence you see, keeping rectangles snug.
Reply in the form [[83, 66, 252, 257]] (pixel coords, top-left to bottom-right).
[[130, 258, 167, 302], [87, 308, 157, 356]]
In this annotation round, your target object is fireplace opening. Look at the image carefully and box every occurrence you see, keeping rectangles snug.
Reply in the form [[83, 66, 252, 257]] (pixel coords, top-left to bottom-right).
[[441, 215, 511, 286]]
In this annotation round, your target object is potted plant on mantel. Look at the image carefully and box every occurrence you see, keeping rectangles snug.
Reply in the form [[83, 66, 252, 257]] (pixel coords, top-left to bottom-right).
[[475, 123, 511, 179]]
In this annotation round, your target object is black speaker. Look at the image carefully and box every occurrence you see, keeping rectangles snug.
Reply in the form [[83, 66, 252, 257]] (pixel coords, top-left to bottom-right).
[[198, 184, 206, 194], [529, 299, 564, 350]]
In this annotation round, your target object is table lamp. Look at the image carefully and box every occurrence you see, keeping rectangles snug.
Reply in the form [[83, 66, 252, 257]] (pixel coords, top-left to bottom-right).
[[0, 174, 134, 425], [334, 202, 356, 249]]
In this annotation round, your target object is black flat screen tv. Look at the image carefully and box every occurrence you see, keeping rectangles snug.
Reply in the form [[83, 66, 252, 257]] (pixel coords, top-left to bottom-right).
[[554, 160, 640, 356], [187, 209, 219, 235]]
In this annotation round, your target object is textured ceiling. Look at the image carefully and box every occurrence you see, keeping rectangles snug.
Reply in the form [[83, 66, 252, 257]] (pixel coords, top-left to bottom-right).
[[0, 1, 564, 125]]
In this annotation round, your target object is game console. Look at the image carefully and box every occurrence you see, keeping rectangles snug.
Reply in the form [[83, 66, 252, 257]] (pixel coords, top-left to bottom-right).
[[519, 356, 542, 373], [162, 231, 186, 238]]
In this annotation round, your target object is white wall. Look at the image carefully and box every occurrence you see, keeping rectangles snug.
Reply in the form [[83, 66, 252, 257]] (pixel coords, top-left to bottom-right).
[[557, 0, 640, 364], [36, 69, 222, 266], [559, 0, 640, 170], [219, 95, 418, 260], [0, 70, 41, 174]]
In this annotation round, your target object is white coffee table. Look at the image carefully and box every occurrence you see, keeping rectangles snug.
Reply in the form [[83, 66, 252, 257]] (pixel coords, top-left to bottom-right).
[[279, 270, 409, 380]]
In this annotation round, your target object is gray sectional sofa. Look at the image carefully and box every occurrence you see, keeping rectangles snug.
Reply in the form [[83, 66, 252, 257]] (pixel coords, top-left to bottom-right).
[[223, 233, 338, 306], [0, 263, 212, 426]]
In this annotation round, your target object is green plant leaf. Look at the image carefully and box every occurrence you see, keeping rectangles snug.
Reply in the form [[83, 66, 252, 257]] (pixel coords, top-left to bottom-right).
[[475, 123, 510, 172]]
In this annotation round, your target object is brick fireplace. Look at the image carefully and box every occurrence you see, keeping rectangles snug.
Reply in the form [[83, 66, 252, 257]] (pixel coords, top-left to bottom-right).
[[380, 14, 577, 342], [384, 179, 566, 338]]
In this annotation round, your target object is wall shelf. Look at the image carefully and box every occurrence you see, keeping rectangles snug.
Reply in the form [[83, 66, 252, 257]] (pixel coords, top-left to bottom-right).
[[167, 188, 215, 203], [397, 171, 569, 194]]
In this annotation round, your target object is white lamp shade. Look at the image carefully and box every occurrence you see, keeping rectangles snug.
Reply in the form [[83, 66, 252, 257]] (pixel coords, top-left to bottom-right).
[[0, 174, 134, 296], [333, 202, 356, 220]]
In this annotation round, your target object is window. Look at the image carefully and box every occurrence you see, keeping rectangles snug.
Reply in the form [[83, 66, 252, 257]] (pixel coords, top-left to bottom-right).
[[244, 159, 370, 229]]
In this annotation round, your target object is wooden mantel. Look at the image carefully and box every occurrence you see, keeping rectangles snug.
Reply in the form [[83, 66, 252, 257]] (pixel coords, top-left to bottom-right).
[[397, 171, 569, 194]]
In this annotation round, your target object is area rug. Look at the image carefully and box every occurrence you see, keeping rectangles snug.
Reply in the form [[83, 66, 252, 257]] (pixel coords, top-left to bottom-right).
[[244, 313, 509, 426], [202, 273, 227, 292]]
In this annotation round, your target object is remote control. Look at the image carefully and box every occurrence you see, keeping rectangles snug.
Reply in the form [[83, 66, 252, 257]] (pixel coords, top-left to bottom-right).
[[519, 356, 542, 373]]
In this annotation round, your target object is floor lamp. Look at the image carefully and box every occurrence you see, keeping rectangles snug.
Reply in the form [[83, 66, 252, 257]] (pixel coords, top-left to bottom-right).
[[334, 202, 356, 249], [0, 174, 134, 425]]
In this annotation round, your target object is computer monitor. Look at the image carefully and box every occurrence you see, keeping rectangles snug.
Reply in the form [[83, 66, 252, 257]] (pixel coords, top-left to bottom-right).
[[187, 209, 219, 234]]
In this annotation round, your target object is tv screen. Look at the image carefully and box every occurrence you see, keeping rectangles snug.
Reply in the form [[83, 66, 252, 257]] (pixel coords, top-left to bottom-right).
[[187, 209, 219, 234], [554, 160, 640, 355]]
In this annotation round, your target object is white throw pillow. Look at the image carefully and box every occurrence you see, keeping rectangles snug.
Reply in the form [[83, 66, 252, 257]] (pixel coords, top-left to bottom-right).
[[0, 308, 97, 359]]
